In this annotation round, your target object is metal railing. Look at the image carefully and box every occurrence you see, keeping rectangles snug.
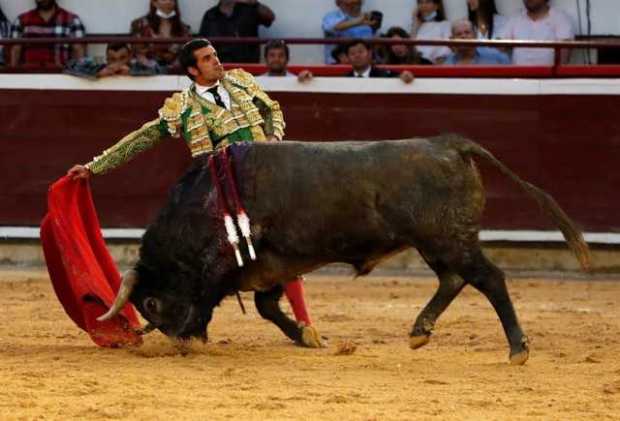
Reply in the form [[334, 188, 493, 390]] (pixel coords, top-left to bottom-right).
[[2, 36, 620, 74]]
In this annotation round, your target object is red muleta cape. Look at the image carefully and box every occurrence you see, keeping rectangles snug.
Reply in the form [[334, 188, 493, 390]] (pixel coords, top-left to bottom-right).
[[40, 176, 142, 347]]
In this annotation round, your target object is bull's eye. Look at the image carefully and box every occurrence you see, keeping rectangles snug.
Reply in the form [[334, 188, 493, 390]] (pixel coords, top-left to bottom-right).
[[143, 297, 161, 316]]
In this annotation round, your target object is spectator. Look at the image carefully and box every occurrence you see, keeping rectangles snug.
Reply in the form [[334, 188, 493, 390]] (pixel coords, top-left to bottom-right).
[[331, 43, 350, 65], [260, 40, 313, 83], [65, 43, 165, 79], [322, 0, 381, 64], [467, 0, 506, 40], [499, 0, 575, 65], [411, 0, 451, 63], [379, 26, 432, 65], [444, 19, 509, 65], [10, 0, 85, 67], [199, 0, 275, 63], [0, 5, 9, 66], [130, 0, 191, 67], [345, 39, 414, 84]]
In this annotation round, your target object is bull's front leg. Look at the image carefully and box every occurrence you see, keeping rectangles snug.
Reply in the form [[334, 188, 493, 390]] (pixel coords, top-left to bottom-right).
[[254, 285, 323, 348]]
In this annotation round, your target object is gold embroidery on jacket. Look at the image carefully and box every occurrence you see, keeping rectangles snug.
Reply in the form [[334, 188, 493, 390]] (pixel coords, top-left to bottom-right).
[[85, 69, 284, 174]]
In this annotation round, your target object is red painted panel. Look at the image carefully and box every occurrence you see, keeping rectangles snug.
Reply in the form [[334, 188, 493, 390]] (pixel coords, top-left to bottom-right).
[[1, 89, 618, 232]]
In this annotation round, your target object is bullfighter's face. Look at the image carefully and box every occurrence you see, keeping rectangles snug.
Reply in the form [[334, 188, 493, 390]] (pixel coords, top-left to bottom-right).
[[188, 46, 225, 86]]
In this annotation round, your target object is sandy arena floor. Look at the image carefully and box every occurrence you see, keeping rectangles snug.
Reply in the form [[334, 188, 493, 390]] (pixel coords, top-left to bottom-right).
[[0, 270, 619, 420]]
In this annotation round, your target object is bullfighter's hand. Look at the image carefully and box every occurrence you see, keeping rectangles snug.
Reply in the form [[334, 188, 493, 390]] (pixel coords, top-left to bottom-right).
[[400, 70, 415, 84], [268, 135, 280, 142], [67, 165, 92, 180]]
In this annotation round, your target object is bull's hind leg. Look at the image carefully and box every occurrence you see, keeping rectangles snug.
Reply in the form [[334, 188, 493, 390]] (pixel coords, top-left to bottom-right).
[[459, 250, 529, 365], [254, 285, 323, 348], [410, 258, 466, 350]]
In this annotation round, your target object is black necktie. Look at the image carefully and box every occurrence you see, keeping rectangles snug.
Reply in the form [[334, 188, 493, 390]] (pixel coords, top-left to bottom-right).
[[207, 86, 226, 109]]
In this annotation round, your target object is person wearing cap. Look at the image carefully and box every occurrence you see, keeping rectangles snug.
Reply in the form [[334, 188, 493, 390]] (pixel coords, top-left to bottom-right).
[[67, 38, 314, 334]]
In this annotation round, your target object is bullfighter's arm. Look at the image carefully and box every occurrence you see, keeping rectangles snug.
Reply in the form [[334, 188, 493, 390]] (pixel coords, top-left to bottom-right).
[[233, 69, 285, 140], [84, 118, 168, 175], [85, 92, 187, 175], [255, 92, 285, 141]]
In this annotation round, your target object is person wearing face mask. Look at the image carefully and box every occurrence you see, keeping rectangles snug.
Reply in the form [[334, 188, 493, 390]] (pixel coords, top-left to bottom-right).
[[10, 0, 85, 67], [130, 0, 191, 67], [411, 0, 451, 64]]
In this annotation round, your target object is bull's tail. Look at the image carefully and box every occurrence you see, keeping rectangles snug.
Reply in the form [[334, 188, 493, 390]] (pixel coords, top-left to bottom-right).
[[445, 134, 592, 271]]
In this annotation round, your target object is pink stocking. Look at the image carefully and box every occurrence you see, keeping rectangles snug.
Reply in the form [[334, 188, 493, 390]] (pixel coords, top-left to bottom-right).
[[284, 276, 311, 325]]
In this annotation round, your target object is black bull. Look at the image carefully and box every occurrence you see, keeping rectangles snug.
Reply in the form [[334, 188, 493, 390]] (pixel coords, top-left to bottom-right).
[[100, 135, 590, 365]]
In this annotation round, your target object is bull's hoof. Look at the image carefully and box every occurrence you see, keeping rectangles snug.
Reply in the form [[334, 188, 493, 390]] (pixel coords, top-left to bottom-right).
[[409, 334, 430, 350], [300, 325, 324, 348], [509, 337, 530, 365], [509, 349, 529, 365]]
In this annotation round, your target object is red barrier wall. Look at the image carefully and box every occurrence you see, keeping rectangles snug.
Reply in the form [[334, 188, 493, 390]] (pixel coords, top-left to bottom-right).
[[1, 83, 619, 232]]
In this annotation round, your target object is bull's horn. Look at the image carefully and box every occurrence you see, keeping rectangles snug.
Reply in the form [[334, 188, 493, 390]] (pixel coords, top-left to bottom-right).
[[97, 269, 139, 322]]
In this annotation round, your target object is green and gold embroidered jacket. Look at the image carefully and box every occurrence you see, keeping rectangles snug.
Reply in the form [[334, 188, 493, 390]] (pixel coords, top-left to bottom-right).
[[85, 69, 285, 175]]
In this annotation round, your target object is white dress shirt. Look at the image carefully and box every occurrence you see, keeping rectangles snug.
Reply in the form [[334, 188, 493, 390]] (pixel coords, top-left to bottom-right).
[[353, 66, 372, 78], [195, 81, 232, 110]]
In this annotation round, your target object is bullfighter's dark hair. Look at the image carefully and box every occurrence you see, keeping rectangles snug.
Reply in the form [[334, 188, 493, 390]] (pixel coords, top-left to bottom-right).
[[179, 38, 212, 80], [345, 39, 372, 55], [264, 40, 290, 60]]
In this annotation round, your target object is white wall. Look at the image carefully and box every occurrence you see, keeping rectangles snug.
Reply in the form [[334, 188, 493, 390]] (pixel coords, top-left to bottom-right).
[[2, 0, 618, 63]]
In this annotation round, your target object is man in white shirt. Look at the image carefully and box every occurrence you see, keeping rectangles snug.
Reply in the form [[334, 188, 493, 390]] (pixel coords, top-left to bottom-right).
[[260, 40, 313, 83], [500, 0, 575, 65]]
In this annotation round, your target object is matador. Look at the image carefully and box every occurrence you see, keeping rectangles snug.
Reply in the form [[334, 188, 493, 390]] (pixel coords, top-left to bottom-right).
[[68, 38, 312, 328]]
